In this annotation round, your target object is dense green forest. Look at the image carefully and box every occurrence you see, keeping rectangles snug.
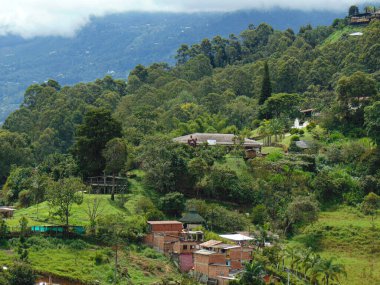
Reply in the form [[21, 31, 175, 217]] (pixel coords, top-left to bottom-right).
[[0, 9, 344, 123], [0, 10, 379, 285]]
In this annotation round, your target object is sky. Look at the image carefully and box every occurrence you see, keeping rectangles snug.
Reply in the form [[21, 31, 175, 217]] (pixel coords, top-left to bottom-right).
[[0, 0, 377, 38]]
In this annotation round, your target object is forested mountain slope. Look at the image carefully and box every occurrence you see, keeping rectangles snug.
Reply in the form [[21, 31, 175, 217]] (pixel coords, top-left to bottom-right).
[[0, 14, 380, 285], [0, 9, 345, 122]]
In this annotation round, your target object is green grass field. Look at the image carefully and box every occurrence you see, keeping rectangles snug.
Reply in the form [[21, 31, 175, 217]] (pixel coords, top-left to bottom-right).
[[0, 241, 180, 284], [290, 207, 380, 285], [7, 194, 126, 228], [322, 26, 365, 46], [1, 172, 182, 284], [7, 170, 152, 229]]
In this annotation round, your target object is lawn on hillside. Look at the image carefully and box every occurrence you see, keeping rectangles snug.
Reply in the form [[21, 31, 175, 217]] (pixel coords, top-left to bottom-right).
[[0, 240, 180, 284], [7, 170, 151, 229], [1, 171, 182, 284], [289, 207, 380, 285], [7, 194, 127, 228], [322, 26, 365, 46]]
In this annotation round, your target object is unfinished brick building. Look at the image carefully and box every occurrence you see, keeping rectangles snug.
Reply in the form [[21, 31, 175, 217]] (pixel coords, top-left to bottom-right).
[[144, 220, 204, 272], [193, 240, 254, 284]]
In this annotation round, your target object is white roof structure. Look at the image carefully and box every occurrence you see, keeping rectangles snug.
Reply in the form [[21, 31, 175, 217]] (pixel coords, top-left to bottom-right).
[[349, 32, 363, 36], [219, 234, 254, 241]]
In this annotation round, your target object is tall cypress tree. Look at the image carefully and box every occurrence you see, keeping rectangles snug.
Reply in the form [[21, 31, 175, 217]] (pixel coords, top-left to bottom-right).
[[259, 61, 272, 105]]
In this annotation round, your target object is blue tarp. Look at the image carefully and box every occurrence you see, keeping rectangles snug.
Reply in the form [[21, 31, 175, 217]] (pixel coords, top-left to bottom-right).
[[31, 226, 85, 234]]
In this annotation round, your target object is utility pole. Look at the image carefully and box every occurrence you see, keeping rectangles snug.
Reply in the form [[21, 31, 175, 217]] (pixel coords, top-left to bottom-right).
[[114, 243, 118, 284]]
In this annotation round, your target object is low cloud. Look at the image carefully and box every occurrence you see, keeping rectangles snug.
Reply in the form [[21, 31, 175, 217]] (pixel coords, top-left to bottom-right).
[[0, 0, 375, 38]]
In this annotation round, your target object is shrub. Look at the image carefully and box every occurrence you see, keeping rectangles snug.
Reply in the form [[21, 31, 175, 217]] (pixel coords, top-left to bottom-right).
[[186, 199, 250, 232], [159, 192, 185, 217], [290, 128, 299, 135], [290, 135, 300, 142], [94, 252, 106, 265], [299, 129, 305, 136], [9, 262, 36, 285], [306, 122, 316, 132], [27, 236, 54, 250], [69, 239, 88, 250], [251, 204, 267, 225], [142, 247, 162, 259], [18, 190, 32, 208]]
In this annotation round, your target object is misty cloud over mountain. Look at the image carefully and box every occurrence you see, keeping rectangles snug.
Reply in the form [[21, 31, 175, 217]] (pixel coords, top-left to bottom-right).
[[0, 0, 375, 38]]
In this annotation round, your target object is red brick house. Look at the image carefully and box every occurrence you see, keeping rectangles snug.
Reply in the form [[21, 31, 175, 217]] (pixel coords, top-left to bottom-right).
[[144, 221, 204, 272], [193, 240, 254, 284]]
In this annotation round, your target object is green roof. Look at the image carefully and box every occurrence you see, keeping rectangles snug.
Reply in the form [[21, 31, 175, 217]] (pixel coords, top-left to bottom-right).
[[179, 210, 205, 224]]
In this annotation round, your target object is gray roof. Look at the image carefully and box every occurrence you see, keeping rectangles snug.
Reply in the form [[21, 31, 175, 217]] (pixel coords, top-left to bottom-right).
[[173, 133, 262, 148], [295, 140, 313, 149], [195, 249, 216, 255]]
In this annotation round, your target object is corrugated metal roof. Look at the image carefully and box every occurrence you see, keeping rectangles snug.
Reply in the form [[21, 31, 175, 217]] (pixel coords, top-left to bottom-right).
[[199, 240, 222, 247], [194, 249, 215, 255], [147, 221, 182, 225], [212, 244, 241, 250], [219, 234, 254, 241]]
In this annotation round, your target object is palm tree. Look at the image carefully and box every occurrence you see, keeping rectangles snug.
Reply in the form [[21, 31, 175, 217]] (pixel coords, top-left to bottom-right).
[[240, 261, 266, 285], [293, 249, 304, 277], [316, 257, 347, 285], [268, 118, 285, 143], [258, 120, 271, 146], [284, 246, 299, 272], [298, 247, 313, 279], [304, 252, 322, 284]]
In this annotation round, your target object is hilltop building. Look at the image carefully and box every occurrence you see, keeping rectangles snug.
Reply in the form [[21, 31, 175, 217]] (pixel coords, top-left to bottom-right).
[[350, 10, 380, 25], [173, 133, 263, 159]]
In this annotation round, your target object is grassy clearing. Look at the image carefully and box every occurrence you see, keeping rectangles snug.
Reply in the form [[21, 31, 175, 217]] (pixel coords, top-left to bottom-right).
[[7, 194, 126, 228], [0, 240, 180, 284], [1, 171, 181, 284], [7, 170, 150, 228], [215, 155, 251, 177], [290, 207, 380, 285], [261, 146, 283, 154], [322, 26, 365, 46]]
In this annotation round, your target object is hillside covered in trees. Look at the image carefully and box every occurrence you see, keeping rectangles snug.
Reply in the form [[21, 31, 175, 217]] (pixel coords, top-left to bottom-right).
[[0, 8, 379, 285], [0, 9, 346, 123]]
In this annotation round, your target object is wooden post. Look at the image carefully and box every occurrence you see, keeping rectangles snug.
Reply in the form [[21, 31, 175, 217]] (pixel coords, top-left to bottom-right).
[[114, 244, 118, 284]]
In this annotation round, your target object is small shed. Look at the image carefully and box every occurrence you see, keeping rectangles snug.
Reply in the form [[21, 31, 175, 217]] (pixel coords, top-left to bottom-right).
[[180, 209, 205, 230], [0, 207, 16, 218]]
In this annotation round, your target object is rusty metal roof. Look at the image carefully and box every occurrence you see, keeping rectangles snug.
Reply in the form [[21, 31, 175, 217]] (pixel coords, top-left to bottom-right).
[[199, 240, 222, 247], [147, 221, 182, 225]]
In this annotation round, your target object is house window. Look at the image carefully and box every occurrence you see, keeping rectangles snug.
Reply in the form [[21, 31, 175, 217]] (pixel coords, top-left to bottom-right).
[[183, 245, 188, 250], [226, 260, 231, 266]]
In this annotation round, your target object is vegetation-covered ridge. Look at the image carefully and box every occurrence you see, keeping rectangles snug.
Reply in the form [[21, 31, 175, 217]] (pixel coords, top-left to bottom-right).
[[0, 8, 379, 285]]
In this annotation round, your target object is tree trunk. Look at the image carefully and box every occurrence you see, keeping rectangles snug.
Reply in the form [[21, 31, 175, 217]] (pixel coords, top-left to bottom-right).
[[66, 210, 69, 227], [111, 173, 115, 201]]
